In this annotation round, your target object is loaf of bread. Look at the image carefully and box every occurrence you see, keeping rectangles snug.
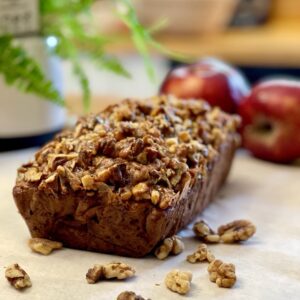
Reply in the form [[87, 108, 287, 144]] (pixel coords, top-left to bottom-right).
[[13, 96, 240, 257]]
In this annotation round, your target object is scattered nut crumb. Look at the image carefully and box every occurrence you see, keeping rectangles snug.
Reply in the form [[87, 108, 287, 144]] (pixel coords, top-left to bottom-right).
[[165, 269, 192, 295], [5, 264, 32, 290], [186, 243, 215, 263], [193, 220, 220, 243], [208, 259, 236, 288], [117, 291, 147, 300], [86, 264, 104, 284], [86, 262, 135, 284], [154, 236, 184, 260], [28, 238, 63, 255], [218, 220, 256, 243]]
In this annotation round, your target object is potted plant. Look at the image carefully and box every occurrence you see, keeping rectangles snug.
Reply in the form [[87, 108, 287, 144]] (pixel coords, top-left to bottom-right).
[[0, 0, 172, 151]]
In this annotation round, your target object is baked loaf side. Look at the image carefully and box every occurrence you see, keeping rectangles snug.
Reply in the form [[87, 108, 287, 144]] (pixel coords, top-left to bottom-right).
[[13, 96, 240, 257]]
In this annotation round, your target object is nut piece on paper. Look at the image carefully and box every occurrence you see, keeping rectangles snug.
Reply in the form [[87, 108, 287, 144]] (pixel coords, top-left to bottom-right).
[[165, 269, 192, 295], [86, 262, 135, 284], [186, 243, 215, 263], [208, 259, 236, 288], [5, 264, 32, 290], [218, 220, 256, 243], [193, 220, 220, 243], [154, 236, 185, 260], [86, 264, 104, 284], [28, 238, 63, 255], [117, 291, 147, 300]]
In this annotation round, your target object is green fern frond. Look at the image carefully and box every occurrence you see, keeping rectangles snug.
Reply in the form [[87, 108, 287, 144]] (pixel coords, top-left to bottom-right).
[[0, 35, 64, 106], [115, 0, 186, 81]]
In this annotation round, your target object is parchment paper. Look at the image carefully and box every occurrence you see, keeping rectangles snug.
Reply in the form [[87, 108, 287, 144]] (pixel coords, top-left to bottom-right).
[[1, 149, 300, 300]]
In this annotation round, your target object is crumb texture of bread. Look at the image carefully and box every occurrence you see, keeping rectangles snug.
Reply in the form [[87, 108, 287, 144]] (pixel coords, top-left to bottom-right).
[[13, 95, 240, 257]]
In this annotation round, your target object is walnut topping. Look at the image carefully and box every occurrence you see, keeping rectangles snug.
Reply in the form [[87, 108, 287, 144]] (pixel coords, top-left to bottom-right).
[[208, 260, 236, 288], [22, 167, 42, 182], [132, 182, 149, 200], [18, 95, 240, 211], [186, 243, 215, 263], [81, 174, 95, 190], [165, 270, 192, 295], [150, 189, 160, 205], [154, 236, 184, 260], [117, 291, 147, 300], [178, 131, 191, 143], [86, 262, 135, 284], [193, 220, 220, 243], [218, 220, 256, 243], [28, 238, 63, 255], [5, 264, 32, 290]]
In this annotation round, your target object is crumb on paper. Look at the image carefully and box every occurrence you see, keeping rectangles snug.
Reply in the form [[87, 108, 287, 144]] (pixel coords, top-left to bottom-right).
[[28, 238, 63, 255], [5, 264, 32, 290], [86, 262, 135, 284]]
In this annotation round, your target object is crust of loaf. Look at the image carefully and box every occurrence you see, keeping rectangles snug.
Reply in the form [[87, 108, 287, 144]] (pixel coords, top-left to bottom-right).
[[13, 96, 239, 257]]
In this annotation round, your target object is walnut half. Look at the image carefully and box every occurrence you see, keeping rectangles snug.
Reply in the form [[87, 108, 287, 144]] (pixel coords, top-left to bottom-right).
[[218, 220, 256, 243], [5, 264, 32, 290], [28, 238, 63, 255], [154, 236, 184, 260], [193, 220, 220, 243], [165, 269, 192, 295], [186, 243, 215, 264], [86, 262, 135, 284], [207, 259, 236, 288]]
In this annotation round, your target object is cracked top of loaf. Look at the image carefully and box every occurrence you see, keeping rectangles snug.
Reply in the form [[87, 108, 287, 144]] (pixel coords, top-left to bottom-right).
[[16, 95, 240, 210]]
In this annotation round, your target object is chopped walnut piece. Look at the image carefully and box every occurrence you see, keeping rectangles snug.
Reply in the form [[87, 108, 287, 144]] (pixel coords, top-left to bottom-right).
[[5, 264, 32, 290], [117, 291, 147, 300], [150, 190, 160, 205], [207, 259, 236, 288], [86, 262, 135, 284], [95, 168, 111, 182], [165, 270, 192, 295], [218, 220, 256, 243], [154, 236, 184, 260], [178, 131, 191, 143], [86, 264, 104, 284], [104, 262, 135, 279], [24, 167, 43, 182], [186, 243, 215, 263], [120, 189, 132, 201], [193, 220, 220, 243], [132, 182, 149, 200], [28, 238, 63, 255], [81, 174, 95, 190]]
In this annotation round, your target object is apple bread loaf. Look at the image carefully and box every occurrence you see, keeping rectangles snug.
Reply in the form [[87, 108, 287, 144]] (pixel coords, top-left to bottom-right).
[[13, 96, 240, 257]]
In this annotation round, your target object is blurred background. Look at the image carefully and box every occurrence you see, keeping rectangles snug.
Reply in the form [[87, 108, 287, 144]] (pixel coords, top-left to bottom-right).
[[1, 0, 300, 151], [65, 0, 300, 113]]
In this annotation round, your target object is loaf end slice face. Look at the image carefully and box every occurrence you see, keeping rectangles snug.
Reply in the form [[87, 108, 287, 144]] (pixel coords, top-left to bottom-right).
[[13, 96, 240, 257]]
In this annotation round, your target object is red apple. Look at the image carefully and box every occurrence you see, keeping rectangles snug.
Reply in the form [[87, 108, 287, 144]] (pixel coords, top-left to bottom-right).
[[239, 79, 300, 163], [160, 57, 249, 113]]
